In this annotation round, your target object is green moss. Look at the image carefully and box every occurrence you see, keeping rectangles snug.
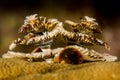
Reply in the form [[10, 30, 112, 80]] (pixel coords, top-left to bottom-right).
[[0, 58, 120, 80]]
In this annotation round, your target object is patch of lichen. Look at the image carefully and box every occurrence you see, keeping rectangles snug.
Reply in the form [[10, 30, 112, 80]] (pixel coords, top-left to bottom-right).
[[0, 58, 120, 80]]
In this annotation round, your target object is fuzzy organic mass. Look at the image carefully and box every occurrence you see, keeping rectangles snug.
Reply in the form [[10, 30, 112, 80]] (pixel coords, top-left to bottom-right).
[[3, 14, 117, 64]]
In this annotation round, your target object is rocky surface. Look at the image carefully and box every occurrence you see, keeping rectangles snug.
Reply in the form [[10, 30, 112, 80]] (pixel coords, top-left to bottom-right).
[[0, 58, 120, 80]]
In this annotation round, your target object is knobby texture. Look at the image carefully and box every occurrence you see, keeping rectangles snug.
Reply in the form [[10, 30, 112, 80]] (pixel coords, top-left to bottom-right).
[[0, 58, 120, 80], [0, 15, 118, 80]]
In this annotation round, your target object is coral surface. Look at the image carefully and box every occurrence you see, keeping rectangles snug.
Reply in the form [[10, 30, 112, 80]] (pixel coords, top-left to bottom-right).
[[1, 15, 119, 80], [0, 58, 120, 80]]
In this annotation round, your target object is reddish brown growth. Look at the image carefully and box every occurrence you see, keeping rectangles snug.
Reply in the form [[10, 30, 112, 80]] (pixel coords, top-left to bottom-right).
[[58, 46, 83, 64]]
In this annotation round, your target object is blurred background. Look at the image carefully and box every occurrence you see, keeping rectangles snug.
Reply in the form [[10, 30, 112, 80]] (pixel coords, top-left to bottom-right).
[[0, 0, 120, 59]]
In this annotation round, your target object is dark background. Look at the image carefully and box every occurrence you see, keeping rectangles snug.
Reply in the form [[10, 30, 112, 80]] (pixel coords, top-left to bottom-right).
[[0, 0, 120, 59]]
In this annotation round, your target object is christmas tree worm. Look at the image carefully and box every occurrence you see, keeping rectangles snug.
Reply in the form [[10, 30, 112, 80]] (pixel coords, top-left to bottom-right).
[[3, 14, 117, 64]]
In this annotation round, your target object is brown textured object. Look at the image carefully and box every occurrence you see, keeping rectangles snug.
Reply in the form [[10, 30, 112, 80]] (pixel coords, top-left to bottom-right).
[[58, 46, 83, 64], [0, 58, 120, 80]]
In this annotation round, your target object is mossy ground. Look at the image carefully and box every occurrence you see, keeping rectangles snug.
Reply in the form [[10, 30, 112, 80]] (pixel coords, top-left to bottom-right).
[[0, 58, 120, 80]]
